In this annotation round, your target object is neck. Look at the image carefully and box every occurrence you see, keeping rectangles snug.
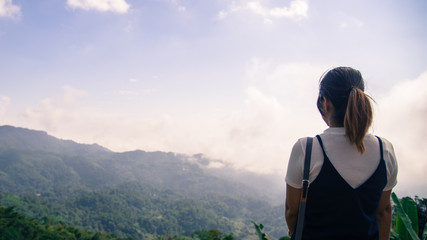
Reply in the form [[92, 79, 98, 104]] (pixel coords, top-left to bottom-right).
[[328, 118, 343, 128]]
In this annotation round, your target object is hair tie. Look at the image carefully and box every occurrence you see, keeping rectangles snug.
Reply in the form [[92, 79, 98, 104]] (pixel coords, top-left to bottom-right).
[[348, 86, 362, 95]]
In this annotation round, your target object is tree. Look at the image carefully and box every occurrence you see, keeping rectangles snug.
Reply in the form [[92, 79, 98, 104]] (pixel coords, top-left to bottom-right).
[[192, 229, 235, 240]]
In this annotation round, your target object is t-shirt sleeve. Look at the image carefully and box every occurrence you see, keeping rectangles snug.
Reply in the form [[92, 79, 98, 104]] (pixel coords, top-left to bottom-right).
[[382, 138, 398, 191], [285, 138, 305, 189]]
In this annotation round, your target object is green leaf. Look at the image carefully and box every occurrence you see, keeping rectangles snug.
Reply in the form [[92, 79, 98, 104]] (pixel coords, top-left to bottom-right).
[[252, 221, 269, 240], [401, 197, 419, 234], [392, 192, 420, 240], [390, 230, 400, 240]]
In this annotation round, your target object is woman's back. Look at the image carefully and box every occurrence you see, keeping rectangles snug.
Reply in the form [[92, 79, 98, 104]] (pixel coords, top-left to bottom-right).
[[285, 67, 398, 240], [303, 134, 386, 240], [286, 128, 397, 191]]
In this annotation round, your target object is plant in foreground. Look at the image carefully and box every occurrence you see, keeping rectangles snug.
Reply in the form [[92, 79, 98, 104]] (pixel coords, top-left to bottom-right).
[[391, 192, 427, 240], [252, 221, 290, 240]]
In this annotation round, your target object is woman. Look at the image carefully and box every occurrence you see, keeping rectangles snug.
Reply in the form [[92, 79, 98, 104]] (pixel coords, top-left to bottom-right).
[[285, 67, 398, 240]]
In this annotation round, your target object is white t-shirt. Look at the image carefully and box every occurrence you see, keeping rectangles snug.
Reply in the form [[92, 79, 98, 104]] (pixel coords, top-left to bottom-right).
[[285, 128, 398, 191]]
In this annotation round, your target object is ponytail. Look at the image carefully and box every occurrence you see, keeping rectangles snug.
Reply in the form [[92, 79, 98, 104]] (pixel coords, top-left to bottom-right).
[[344, 88, 373, 153]]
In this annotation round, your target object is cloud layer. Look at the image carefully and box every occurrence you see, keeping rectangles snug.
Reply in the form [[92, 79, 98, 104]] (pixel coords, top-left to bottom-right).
[[0, 95, 11, 116], [3, 63, 426, 197], [66, 0, 130, 13], [374, 70, 427, 197], [0, 0, 21, 19], [217, 0, 308, 23], [2, 62, 327, 174]]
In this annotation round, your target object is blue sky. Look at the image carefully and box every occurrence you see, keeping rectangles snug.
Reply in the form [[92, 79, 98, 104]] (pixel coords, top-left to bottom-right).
[[1, 0, 427, 197]]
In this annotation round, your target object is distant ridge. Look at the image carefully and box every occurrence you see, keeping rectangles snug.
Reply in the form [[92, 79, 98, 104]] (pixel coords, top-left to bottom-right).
[[0, 125, 287, 239], [0, 125, 284, 203], [0, 125, 264, 199], [0, 125, 110, 155]]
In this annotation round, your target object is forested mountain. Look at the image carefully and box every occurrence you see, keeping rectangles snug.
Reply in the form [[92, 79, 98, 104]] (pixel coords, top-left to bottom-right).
[[0, 125, 287, 239], [0, 205, 133, 240]]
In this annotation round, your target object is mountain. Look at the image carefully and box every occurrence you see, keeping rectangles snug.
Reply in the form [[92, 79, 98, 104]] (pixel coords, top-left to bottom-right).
[[0, 205, 134, 240], [0, 125, 279, 200], [0, 125, 110, 155], [0, 125, 287, 239]]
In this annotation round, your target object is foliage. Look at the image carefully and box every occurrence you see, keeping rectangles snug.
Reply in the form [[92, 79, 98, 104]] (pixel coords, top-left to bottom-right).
[[0, 187, 245, 239], [251, 205, 287, 238], [252, 222, 269, 240], [391, 193, 427, 240], [0, 205, 133, 240], [392, 192, 420, 240], [192, 229, 235, 240], [252, 222, 290, 240], [154, 234, 191, 240], [0, 125, 286, 239]]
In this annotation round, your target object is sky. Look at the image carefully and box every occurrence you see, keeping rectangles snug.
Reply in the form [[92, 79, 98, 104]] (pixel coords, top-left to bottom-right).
[[1, 0, 426, 197]]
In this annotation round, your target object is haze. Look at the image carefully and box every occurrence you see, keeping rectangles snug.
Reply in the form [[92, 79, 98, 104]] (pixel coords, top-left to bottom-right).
[[1, 0, 426, 197]]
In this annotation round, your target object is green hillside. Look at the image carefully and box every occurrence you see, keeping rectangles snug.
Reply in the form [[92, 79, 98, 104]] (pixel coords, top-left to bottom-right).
[[0, 205, 134, 240], [0, 125, 287, 239]]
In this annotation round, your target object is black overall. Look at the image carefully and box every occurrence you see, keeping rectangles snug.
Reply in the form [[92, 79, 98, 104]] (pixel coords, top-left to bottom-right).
[[296, 135, 387, 240]]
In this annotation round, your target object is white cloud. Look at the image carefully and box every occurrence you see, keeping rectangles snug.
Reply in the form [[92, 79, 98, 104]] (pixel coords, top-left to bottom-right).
[[245, 58, 327, 106], [7, 66, 426, 198], [374, 70, 427, 197], [66, 0, 130, 13], [216, 86, 288, 172], [8, 62, 326, 175], [0, 0, 21, 19], [170, 0, 186, 12], [62, 85, 88, 105], [21, 86, 88, 132], [149, 61, 327, 174], [216, 61, 328, 173], [0, 95, 11, 116], [216, 2, 242, 20], [247, 1, 265, 16], [217, 0, 308, 23], [6, 66, 427, 198], [269, 0, 308, 18]]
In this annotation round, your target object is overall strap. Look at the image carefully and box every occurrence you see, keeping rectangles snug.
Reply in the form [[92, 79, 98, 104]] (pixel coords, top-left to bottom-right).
[[302, 137, 313, 200], [294, 137, 313, 240], [375, 136, 384, 160], [315, 135, 327, 158]]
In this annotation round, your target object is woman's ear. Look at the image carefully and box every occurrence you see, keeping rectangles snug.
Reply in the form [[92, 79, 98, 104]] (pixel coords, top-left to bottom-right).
[[321, 97, 335, 126], [323, 97, 333, 113]]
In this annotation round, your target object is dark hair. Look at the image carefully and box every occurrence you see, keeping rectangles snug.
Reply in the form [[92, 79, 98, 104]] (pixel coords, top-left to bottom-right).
[[317, 67, 373, 153]]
